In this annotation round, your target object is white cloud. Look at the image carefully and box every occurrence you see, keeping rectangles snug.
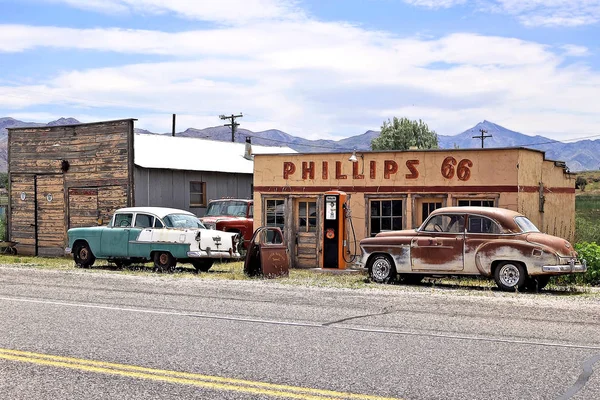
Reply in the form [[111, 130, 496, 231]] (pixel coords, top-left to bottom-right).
[[404, 0, 600, 27], [39, 0, 304, 23], [0, 13, 599, 140], [403, 0, 467, 8]]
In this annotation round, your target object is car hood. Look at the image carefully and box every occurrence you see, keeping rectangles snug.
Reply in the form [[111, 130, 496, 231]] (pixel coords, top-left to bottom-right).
[[526, 232, 574, 257]]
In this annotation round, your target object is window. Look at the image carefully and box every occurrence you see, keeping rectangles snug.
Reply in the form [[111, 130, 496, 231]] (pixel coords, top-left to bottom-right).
[[422, 214, 465, 233], [265, 199, 285, 230], [154, 218, 164, 228], [422, 201, 443, 223], [467, 216, 501, 234], [370, 199, 403, 236], [458, 199, 495, 207], [134, 214, 153, 228], [190, 182, 206, 207], [514, 216, 540, 233], [113, 213, 133, 228], [298, 201, 317, 232]]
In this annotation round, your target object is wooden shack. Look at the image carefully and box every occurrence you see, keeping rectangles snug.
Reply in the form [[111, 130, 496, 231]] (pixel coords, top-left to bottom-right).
[[8, 119, 135, 256]]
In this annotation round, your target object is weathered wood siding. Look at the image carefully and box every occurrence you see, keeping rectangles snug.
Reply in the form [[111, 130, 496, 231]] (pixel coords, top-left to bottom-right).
[[8, 119, 135, 255], [133, 167, 252, 216]]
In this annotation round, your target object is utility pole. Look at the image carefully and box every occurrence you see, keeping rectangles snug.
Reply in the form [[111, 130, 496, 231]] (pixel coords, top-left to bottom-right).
[[219, 113, 243, 142], [172, 114, 176, 137], [473, 129, 492, 148]]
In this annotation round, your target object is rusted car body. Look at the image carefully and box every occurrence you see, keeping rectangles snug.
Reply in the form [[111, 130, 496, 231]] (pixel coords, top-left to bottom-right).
[[359, 207, 586, 291]]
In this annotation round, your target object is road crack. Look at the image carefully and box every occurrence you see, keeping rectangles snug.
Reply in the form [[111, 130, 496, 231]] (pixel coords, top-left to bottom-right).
[[558, 353, 600, 399]]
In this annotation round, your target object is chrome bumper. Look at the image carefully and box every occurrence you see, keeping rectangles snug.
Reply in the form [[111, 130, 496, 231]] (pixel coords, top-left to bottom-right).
[[542, 259, 587, 273], [187, 249, 240, 259]]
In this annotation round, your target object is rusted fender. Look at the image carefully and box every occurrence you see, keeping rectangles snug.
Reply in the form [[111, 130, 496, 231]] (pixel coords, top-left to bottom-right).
[[473, 240, 557, 276]]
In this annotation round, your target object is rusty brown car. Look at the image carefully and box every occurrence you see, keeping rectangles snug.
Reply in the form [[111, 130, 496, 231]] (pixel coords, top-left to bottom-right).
[[359, 207, 587, 291]]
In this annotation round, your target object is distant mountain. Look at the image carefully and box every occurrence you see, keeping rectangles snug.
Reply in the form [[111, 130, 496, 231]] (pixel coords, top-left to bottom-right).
[[1, 117, 598, 172]]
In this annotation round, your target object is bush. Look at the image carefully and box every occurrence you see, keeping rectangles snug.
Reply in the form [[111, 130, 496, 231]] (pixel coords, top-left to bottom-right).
[[554, 241, 600, 286]]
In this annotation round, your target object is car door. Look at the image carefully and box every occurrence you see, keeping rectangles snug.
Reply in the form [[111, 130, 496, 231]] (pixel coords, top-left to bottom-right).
[[127, 213, 154, 257], [100, 212, 133, 257], [463, 214, 503, 273], [410, 213, 465, 271]]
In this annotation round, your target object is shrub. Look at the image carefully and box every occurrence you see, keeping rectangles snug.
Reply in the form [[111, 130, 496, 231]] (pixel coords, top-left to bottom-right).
[[554, 242, 600, 286]]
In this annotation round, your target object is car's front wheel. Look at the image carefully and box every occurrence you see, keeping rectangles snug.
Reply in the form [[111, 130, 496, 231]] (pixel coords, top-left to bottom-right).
[[153, 252, 176, 273], [73, 242, 95, 268], [192, 259, 214, 273], [494, 261, 527, 291], [369, 254, 397, 284]]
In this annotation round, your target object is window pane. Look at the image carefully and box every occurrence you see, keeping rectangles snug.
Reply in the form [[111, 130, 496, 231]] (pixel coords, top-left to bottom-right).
[[135, 214, 153, 228], [114, 213, 133, 227], [371, 201, 380, 217], [381, 218, 391, 231], [392, 200, 402, 216], [370, 218, 380, 235], [190, 182, 203, 193], [392, 217, 402, 230], [190, 194, 202, 204], [382, 201, 392, 216], [154, 219, 164, 228]]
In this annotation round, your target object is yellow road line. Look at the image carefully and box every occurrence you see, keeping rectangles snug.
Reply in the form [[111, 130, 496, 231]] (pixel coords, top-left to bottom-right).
[[0, 348, 401, 400]]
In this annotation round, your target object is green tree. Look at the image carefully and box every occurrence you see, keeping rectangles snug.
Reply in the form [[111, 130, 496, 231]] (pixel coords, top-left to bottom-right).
[[575, 176, 587, 191], [371, 117, 439, 151]]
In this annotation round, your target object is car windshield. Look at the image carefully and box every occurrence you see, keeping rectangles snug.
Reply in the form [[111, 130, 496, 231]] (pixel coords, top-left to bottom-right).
[[163, 213, 206, 229], [514, 216, 540, 233], [205, 201, 248, 217]]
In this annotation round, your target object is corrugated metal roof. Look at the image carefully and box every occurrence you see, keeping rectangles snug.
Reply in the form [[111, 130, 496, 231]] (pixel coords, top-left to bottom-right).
[[134, 133, 296, 174]]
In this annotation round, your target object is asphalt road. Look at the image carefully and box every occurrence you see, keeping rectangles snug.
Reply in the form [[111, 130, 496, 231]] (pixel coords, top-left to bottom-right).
[[0, 266, 599, 400]]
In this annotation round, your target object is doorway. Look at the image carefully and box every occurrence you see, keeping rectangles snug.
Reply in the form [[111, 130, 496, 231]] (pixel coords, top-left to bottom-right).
[[293, 198, 319, 268]]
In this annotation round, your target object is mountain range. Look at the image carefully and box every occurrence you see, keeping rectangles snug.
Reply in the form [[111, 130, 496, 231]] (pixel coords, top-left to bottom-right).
[[1, 117, 597, 172]]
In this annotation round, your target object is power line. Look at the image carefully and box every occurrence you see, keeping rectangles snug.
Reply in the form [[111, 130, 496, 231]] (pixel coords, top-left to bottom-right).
[[218, 113, 243, 142]]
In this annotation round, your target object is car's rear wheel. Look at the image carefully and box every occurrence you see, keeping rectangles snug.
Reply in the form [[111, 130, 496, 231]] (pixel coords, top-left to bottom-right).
[[73, 242, 95, 268], [494, 261, 527, 291], [369, 254, 397, 284], [153, 252, 175, 273], [192, 259, 214, 273]]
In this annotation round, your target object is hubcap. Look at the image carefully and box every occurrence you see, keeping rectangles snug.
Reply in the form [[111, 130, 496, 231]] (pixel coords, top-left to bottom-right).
[[80, 248, 88, 260], [159, 254, 168, 265], [499, 264, 520, 287], [372, 258, 391, 281]]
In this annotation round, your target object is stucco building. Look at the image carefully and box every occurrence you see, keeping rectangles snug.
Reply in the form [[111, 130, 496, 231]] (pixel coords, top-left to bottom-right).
[[253, 148, 576, 269]]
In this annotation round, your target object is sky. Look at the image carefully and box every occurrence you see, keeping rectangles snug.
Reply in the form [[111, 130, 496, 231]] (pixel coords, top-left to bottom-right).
[[0, 0, 599, 141]]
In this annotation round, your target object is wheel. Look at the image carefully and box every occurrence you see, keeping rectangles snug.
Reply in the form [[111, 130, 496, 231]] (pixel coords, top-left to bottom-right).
[[192, 259, 214, 273], [400, 274, 424, 285], [494, 261, 527, 291], [525, 276, 550, 292], [153, 252, 176, 273], [369, 254, 397, 284], [73, 242, 95, 268]]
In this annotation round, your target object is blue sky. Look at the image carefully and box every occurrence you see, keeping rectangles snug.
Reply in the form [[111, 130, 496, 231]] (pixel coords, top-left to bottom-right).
[[1, 0, 599, 141]]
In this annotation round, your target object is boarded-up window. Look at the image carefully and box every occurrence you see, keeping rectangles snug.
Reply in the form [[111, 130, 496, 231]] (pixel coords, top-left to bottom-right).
[[190, 182, 206, 206]]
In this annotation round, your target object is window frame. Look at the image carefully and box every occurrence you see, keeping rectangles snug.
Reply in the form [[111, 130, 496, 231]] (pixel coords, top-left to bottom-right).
[[189, 181, 207, 207], [466, 214, 502, 234], [264, 198, 286, 231], [364, 194, 407, 237]]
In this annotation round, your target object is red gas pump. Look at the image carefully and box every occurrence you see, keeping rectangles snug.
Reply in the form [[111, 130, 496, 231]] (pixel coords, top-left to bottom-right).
[[323, 190, 347, 269]]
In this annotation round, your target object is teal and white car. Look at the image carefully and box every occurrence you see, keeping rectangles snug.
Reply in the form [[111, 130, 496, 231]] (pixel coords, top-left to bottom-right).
[[66, 207, 241, 272]]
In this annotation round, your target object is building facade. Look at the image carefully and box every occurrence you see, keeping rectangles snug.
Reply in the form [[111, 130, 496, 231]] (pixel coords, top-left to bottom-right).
[[253, 148, 576, 269]]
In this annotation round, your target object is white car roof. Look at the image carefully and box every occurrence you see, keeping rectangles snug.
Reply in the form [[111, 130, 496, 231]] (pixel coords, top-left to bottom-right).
[[115, 207, 195, 219]]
